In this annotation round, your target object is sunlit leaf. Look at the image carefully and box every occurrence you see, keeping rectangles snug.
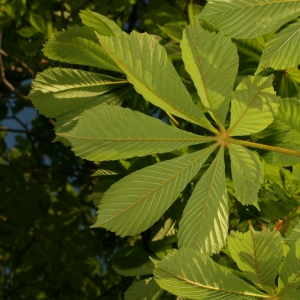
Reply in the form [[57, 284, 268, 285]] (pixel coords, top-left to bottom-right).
[[43, 26, 120, 72], [153, 248, 266, 299], [181, 22, 238, 127], [96, 31, 216, 132], [198, 0, 300, 39], [178, 146, 228, 255], [229, 75, 279, 136], [91, 145, 217, 236], [228, 227, 283, 294], [228, 144, 263, 208], [59, 105, 213, 161], [285, 221, 300, 244], [27, 68, 127, 118]]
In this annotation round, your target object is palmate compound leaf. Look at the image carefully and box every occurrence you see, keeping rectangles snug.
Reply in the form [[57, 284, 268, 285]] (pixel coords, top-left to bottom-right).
[[256, 20, 300, 74], [43, 26, 120, 72], [228, 227, 283, 295], [91, 145, 217, 236], [58, 105, 214, 161], [181, 21, 238, 127], [27, 68, 128, 118], [79, 10, 123, 36], [197, 0, 300, 39], [124, 277, 164, 300], [228, 144, 263, 208], [178, 146, 228, 255], [277, 240, 300, 297], [152, 248, 267, 299], [96, 31, 217, 133], [228, 75, 280, 136]]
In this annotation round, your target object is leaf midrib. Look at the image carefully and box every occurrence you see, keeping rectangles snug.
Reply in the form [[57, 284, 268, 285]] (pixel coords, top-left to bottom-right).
[[97, 145, 217, 225]]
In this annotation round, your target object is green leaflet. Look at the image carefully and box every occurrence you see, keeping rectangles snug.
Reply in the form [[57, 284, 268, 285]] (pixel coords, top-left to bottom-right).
[[59, 105, 213, 161], [228, 227, 283, 295], [110, 246, 154, 276], [27, 68, 127, 118], [277, 240, 300, 296], [181, 22, 238, 127], [153, 248, 267, 299], [158, 23, 184, 42], [79, 10, 123, 36], [43, 26, 120, 72], [124, 278, 164, 300], [285, 221, 300, 244], [228, 144, 263, 208], [96, 31, 216, 132], [228, 75, 279, 136], [257, 20, 300, 73], [178, 146, 228, 255], [91, 145, 217, 236], [198, 0, 300, 39], [188, 4, 203, 25]]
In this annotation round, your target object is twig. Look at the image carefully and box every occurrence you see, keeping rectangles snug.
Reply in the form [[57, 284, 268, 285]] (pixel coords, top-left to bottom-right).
[[0, 126, 51, 142]]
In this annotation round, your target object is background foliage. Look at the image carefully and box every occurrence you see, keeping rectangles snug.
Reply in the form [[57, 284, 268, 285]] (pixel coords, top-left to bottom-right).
[[1, 0, 300, 299]]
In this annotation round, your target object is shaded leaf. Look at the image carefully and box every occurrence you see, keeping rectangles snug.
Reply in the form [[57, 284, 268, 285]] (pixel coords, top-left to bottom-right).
[[158, 23, 184, 42], [198, 0, 300, 39], [96, 31, 216, 132], [228, 144, 263, 208], [111, 246, 154, 276], [285, 221, 300, 244], [228, 75, 279, 136], [59, 105, 213, 161], [153, 248, 266, 299], [228, 227, 283, 294], [27, 68, 127, 118], [91, 145, 217, 236], [43, 26, 120, 72], [178, 146, 228, 255]]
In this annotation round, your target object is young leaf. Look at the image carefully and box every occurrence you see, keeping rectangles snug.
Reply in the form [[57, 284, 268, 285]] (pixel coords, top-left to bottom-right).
[[228, 75, 279, 136], [153, 248, 267, 299], [111, 246, 154, 276], [277, 240, 300, 296], [285, 221, 300, 244], [96, 31, 216, 132], [181, 22, 238, 127], [43, 26, 120, 72], [228, 144, 263, 208], [228, 227, 283, 294], [124, 277, 164, 300], [79, 10, 123, 36], [91, 145, 217, 236], [198, 0, 300, 39], [59, 105, 213, 161], [27, 68, 127, 118], [178, 146, 228, 255], [257, 20, 300, 73]]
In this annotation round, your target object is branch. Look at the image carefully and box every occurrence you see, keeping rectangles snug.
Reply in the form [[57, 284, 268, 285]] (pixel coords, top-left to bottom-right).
[[0, 126, 51, 142]]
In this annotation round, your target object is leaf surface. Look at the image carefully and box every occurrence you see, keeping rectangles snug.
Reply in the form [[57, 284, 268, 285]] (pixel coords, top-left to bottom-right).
[[79, 10, 122, 36], [285, 221, 300, 244], [124, 278, 164, 300], [111, 246, 154, 276], [277, 240, 300, 296], [228, 144, 263, 208], [198, 0, 300, 39], [178, 146, 228, 255], [43, 26, 120, 72], [96, 31, 216, 132], [59, 105, 213, 161], [257, 20, 300, 73], [181, 22, 238, 127], [228, 75, 279, 136], [153, 248, 266, 299], [27, 68, 127, 118], [158, 23, 184, 42], [228, 227, 283, 294], [91, 146, 216, 236]]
